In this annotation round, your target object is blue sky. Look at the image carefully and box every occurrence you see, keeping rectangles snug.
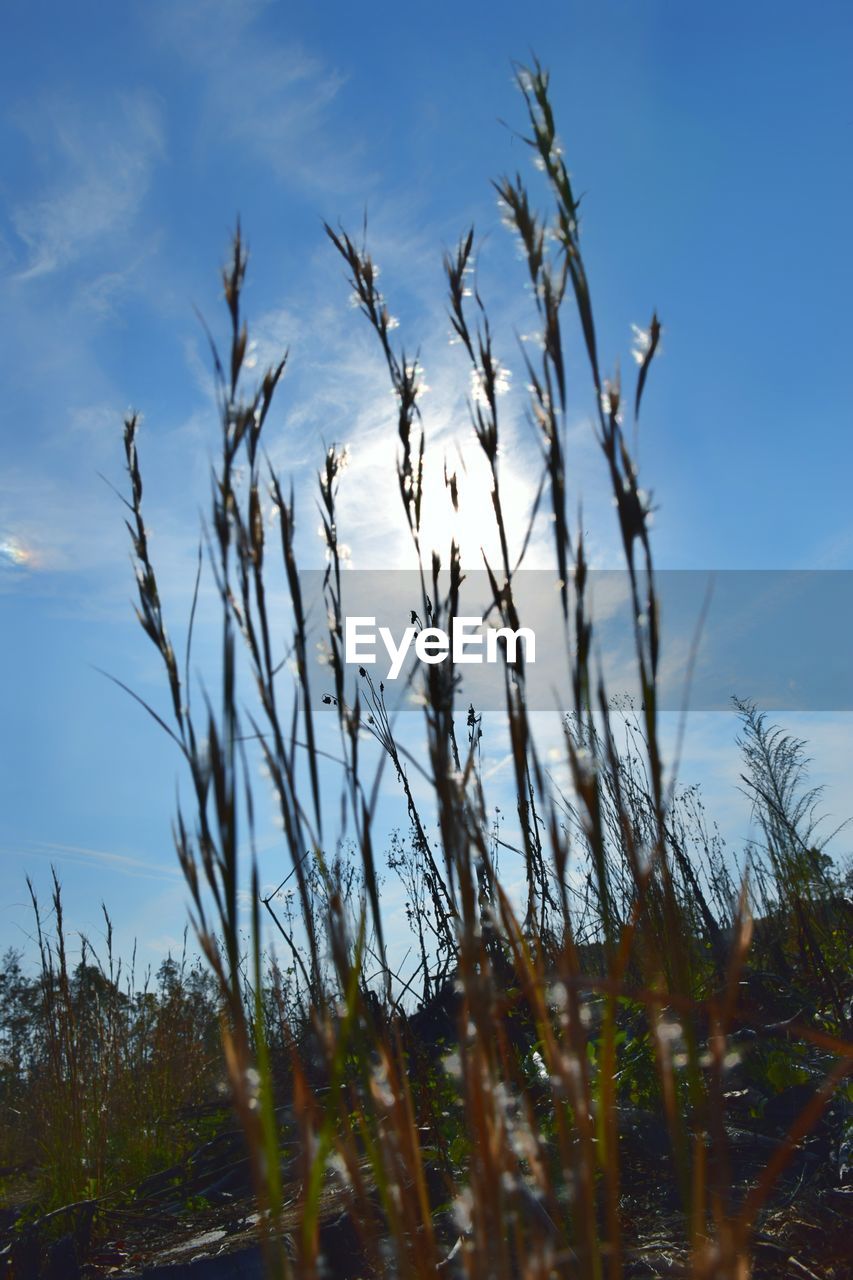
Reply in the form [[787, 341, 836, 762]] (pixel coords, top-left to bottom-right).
[[2, 1, 852, 973]]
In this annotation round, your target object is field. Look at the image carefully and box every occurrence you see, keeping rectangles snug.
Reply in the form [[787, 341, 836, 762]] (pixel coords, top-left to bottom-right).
[[1, 62, 851, 1280]]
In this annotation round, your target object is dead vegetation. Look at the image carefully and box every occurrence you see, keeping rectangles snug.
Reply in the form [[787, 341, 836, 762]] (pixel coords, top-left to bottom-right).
[[2, 59, 851, 1280]]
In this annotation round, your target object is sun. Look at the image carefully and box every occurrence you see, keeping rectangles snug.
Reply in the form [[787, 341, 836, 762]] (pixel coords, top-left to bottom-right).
[[415, 434, 543, 573]]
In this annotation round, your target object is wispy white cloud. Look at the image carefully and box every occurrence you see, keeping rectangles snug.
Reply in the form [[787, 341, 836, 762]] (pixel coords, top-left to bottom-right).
[[151, 0, 361, 194], [8, 90, 164, 281], [4, 840, 181, 884]]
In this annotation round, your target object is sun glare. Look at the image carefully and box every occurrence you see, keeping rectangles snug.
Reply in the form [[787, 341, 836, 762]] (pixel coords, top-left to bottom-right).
[[415, 439, 542, 571]]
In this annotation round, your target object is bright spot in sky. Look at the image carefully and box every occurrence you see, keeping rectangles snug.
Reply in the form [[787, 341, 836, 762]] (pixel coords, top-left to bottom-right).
[[0, 537, 37, 568], [415, 441, 541, 570]]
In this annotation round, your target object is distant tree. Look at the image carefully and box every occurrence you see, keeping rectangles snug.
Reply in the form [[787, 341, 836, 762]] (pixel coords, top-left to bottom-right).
[[735, 697, 845, 903]]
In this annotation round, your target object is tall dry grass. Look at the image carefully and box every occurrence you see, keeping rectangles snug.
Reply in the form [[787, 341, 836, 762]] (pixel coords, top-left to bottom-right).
[[0, 875, 221, 1210], [113, 59, 852, 1280]]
